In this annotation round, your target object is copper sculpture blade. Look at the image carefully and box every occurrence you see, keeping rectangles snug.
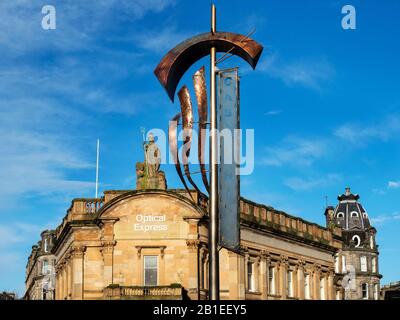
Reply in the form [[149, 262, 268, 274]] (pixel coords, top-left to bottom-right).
[[154, 31, 263, 101], [178, 86, 205, 197], [169, 112, 194, 201], [193, 66, 210, 193]]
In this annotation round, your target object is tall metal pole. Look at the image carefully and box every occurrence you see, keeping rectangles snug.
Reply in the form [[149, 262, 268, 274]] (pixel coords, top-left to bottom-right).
[[209, 3, 219, 300], [95, 138, 99, 198]]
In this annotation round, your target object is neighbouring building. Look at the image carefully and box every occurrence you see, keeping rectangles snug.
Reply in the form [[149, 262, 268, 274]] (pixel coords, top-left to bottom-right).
[[0, 292, 16, 300], [381, 281, 400, 300], [25, 142, 381, 300], [25, 230, 56, 300], [325, 188, 382, 300]]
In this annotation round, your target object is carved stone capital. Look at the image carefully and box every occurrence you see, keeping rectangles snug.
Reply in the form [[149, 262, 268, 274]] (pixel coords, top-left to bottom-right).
[[70, 245, 86, 258], [186, 239, 201, 250], [101, 240, 116, 255]]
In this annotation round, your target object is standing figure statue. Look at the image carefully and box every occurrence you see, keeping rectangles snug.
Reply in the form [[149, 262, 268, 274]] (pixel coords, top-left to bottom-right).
[[136, 132, 167, 190], [144, 133, 161, 178]]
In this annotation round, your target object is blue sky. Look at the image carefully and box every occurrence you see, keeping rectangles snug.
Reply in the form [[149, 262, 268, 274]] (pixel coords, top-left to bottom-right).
[[0, 0, 399, 296]]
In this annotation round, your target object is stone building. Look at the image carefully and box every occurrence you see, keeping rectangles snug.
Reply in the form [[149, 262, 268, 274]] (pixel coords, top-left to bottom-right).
[[48, 188, 343, 300], [25, 230, 56, 300], [381, 281, 400, 300], [325, 188, 381, 300], [25, 141, 381, 300]]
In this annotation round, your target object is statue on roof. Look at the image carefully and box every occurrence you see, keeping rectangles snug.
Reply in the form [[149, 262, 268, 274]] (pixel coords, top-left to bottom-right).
[[136, 131, 166, 190]]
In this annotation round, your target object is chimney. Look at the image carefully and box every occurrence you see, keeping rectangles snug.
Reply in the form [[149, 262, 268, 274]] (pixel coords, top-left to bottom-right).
[[324, 206, 335, 228]]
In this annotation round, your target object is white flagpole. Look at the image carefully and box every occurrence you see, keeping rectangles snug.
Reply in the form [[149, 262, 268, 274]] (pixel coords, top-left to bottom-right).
[[95, 138, 100, 198]]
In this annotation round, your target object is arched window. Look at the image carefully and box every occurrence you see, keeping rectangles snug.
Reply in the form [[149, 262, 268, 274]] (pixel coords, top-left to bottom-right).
[[337, 212, 344, 218], [352, 235, 361, 247], [351, 211, 359, 218]]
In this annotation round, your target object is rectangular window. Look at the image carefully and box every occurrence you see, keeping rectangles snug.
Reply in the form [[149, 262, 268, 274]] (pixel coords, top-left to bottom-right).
[[247, 262, 255, 292], [304, 273, 310, 299], [44, 239, 48, 253], [268, 266, 275, 295], [372, 257, 376, 273], [144, 256, 158, 286], [360, 256, 367, 272], [42, 260, 49, 274], [362, 283, 369, 299], [287, 270, 293, 297], [374, 284, 379, 300], [342, 256, 346, 273], [320, 277, 325, 300]]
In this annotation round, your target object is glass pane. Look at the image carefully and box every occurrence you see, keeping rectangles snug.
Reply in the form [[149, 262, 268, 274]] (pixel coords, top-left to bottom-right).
[[144, 256, 157, 269], [145, 269, 157, 286]]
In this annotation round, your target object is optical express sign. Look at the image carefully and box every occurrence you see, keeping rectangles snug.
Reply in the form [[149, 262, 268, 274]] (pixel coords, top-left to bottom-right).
[[134, 214, 168, 232]]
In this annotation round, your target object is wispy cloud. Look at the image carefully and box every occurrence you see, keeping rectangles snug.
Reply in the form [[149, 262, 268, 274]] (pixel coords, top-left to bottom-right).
[[134, 25, 192, 53], [370, 213, 400, 225], [284, 174, 341, 191], [388, 181, 400, 189], [334, 115, 400, 145], [264, 110, 282, 116], [257, 54, 335, 91], [262, 136, 326, 167]]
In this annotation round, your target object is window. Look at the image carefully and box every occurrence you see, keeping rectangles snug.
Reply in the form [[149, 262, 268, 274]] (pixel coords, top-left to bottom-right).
[[351, 211, 359, 218], [44, 239, 48, 253], [304, 273, 310, 299], [268, 266, 275, 295], [342, 256, 346, 273], [287, 270, 293, 297], [320, 277, 326, 300], [42, 260, 49, 274], [352, 235, 361, 247], [371, 257, 377, 273], [373, 284, 379, 300], [362, 283, 369, 299], [360, 256, 367, 272], [143, 256, 158, 286], [337, 212, 344, 218], [247, 262, 255, 292]]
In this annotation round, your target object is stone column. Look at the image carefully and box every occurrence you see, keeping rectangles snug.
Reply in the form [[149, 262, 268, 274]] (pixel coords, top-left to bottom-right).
[[328, 269, 334, 300], [280, 255, 289, 299], [71, 245, 86, 300], [186, 240, 200, 300], [297, 260, 305, 300], [261, 251, 270, 300], [101, 241, 116, 288]]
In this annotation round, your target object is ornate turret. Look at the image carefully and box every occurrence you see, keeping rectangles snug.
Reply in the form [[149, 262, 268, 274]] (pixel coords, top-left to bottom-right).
[[328, 188, 381, 300]]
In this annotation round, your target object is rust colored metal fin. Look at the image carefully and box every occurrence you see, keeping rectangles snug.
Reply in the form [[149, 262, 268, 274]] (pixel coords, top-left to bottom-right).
[[193, 66, 210, 193], [168, 112, 194, 202], [178, 86, 206, 198], [154, 31, 263, 101]]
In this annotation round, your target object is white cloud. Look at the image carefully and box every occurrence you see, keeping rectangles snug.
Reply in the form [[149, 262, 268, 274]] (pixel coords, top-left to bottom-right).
[[370, 213, 400, 225], [262, 136, 326, 167], [284, 174, 341, 191], [264, 110, 282, 116], [257, 54, 335, 90], [388, 181, 400, 189], [334, 115, 400, 145], [134, 26, 192, 53]]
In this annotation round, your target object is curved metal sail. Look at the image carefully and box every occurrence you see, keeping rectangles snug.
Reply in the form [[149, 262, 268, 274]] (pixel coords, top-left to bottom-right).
[[178, 86, 205, 197], [168, 112, 194, 201], [193, 66, 210, 193]]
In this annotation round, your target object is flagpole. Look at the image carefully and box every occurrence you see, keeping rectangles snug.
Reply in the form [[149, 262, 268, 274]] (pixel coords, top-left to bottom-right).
[[95, 138, 99, 198], [209, 3, 220, 300]]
